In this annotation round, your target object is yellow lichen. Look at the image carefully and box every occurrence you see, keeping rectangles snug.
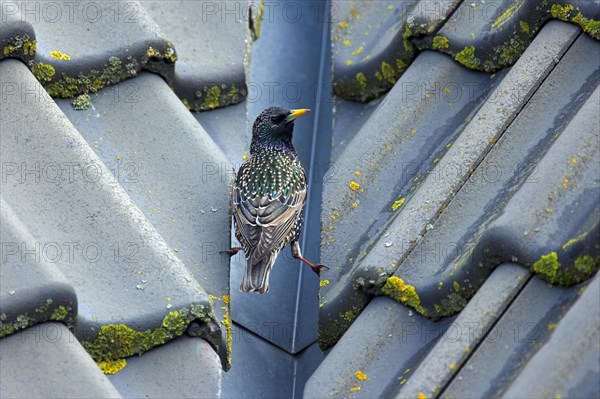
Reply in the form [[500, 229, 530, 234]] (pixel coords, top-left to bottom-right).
[[98, 359, 127, 374], [417, 393, 428, 399], [349, 181, 360, 191], [350, 386, 361, 392], [391, 198, 405, 211], [381, 276, 426, 314], [355, 370, 367, 381], [320, 280, 330, 287], [50, 50, 71, 60], [351, 46, 363, 55], [492, 3, 519, 28]]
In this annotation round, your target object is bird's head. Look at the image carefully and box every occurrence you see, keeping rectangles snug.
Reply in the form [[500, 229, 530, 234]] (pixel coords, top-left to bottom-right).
[[250, 107, 310, 154]]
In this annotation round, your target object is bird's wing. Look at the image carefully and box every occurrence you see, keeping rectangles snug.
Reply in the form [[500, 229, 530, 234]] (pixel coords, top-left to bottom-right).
[[233, 176, 306, 264]]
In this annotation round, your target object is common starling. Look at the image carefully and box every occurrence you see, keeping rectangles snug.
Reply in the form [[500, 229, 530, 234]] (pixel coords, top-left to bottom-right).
[[228, 106, 326, 293]]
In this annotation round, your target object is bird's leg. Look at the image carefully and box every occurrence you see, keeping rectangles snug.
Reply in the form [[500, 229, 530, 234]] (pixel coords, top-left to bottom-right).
[[220, 247, 244, 257], [291, 241, 329, 276]]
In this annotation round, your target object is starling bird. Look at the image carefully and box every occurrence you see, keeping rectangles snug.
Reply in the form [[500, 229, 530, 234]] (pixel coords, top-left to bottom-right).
[[228, 106, 326, 293]]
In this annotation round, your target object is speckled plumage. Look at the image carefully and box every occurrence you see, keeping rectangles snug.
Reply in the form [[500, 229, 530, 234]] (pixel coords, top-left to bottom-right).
[[232, 107, 309, 293]]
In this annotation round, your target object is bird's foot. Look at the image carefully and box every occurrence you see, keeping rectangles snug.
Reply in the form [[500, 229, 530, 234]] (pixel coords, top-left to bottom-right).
[[220, 247, 243, 257], [310, 264, 329, 276]]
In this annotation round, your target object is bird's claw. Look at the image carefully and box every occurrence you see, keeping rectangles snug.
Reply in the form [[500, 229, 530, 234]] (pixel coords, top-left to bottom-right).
[[311, 264, 329, 276], [220, 247, 243, 257]]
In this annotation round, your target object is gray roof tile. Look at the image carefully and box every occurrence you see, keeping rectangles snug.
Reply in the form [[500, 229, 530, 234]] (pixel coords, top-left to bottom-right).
[[305, 296, 456, 398], [318, 21, 587, 347], [1, 200, 77, 336], [443, 271, 585, 398], [0, 323, 122, 398], [0, 59, 225, 365], [501, 272, 600, 399], [394, 264, 529, 398], [55, 70, 232, 367], [141, 0, 251, 111], [1, 0, 599, 397], [107, 336, 222, 398]]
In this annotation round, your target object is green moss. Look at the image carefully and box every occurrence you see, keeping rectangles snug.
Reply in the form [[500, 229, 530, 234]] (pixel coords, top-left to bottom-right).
[[519, 21, 531, 35], [72, 93, 92, 110], [574, 255, 599, 275], [162, 311, 187, 335], [453, 281, 461, 293], [381, 62, 396, 84], [50, 305, 69, 321], [343, 310, 357, 322], [533, 252, 560, 281], [2, 35, 36, 58], [202, 86, 221, 110], [437, 292, 468, 316], [0, 323, 16, 337], [31, 62, 55, 83], [23, 40, 36, 56], [227, 85, 239, 99], [163, 45, 178, 63], [382, 276, 426, 315], [454, 46, 480, 69], [396, 58, 408, 72], [495, 35, 527, 67], [44, 56, 130, 98], [572, 12, 600, 40], [355, 72, 367, 91], [550, 4, 574, 20], [432, 36, 449, 50], [182, 98, 191, 110]]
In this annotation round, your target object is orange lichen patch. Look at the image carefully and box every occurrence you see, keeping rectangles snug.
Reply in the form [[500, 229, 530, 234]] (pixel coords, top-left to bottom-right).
[[417, 393, 428, 399], [354, 370, 367, 381]]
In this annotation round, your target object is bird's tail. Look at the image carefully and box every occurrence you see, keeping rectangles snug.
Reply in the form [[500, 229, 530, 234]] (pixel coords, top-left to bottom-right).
[[240, 251, 279, 293]]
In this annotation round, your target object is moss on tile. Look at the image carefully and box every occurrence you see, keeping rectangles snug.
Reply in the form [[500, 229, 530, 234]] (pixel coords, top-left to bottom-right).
[[50, 305, 69, 321], [356, 72, 367, 91], [532, 252, 560, 281], [202, 86, 221, 110], [531, 251, 599, 286], [31, 62, 55, 83], [82, 305, 213, 362], [551, 4, 600, 40], [2, 34, 36, 59], [454, 46, 480, 69], [0, 302, 74, 338], [72, 93, 92, 110], [432, 35, 449, 50]]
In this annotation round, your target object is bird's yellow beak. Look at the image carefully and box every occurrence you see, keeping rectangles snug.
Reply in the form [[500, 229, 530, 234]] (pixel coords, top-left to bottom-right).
[[285, 108, 310, 122]]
